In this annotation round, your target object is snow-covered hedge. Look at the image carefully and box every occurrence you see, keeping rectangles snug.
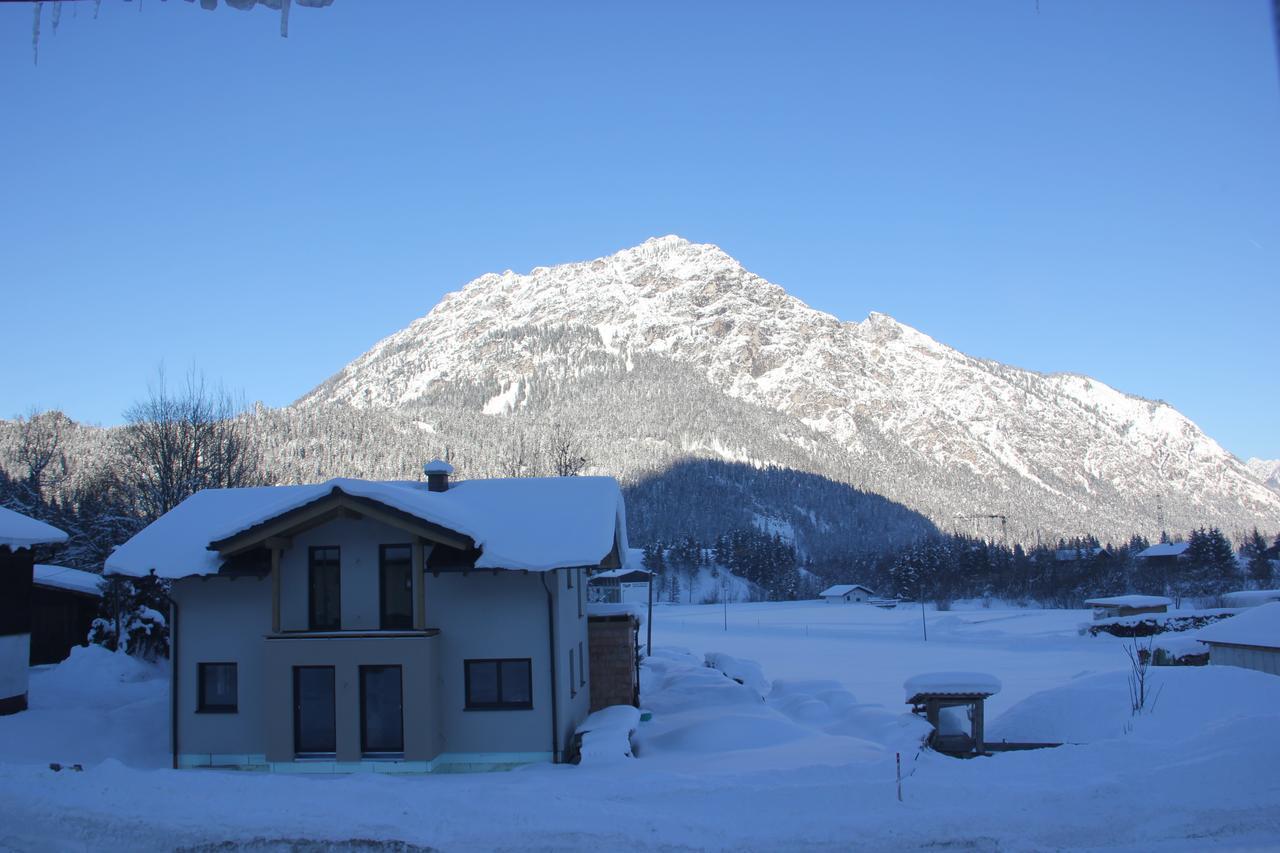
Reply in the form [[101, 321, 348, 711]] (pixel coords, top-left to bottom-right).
[[1082, 609, 1238, 638]]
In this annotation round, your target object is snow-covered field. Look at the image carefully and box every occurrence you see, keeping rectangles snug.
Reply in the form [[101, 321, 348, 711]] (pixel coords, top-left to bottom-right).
[[2, 601, 1279, 852]]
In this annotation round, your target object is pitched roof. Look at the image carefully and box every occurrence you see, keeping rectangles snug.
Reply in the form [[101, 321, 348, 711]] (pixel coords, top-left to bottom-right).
[[820, 584, 873, 597], [1136, 542, 1190, 559], [106, 476, 627, 579], [34, 564, 104, 597], [1197, 603, 1280, 650], [0, 506, 69, 551], [904, 672, 1002, 702]]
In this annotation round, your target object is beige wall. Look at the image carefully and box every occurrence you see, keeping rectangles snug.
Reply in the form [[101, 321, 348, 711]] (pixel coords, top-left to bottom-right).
[[1210, 643, 1280, 676], [175, 514, 597, 767]]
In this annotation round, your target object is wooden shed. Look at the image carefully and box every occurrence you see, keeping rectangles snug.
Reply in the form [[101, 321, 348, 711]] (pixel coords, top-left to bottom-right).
[[1197, 603, 1280, 677], [30, 565, 103, 666], [587, 612, 641, 711]]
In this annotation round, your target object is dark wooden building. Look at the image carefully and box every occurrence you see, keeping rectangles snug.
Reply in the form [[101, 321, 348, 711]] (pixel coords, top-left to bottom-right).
[[0, 507, 69, 715], [30, 565, 103, 666]]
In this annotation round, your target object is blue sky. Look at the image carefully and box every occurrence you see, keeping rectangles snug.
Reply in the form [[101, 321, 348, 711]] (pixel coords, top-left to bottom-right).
[[1, 1, 1277, 460]]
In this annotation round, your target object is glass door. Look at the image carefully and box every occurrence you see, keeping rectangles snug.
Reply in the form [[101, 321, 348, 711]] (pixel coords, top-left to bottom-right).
[[293, 666, 336, 756], [360, 665, 404, 756]]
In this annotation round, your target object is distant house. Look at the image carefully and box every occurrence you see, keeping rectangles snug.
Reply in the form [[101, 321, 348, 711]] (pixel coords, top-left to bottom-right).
[[588, 550, 651, 606], [30, 565, 103, 666], [819, 584, 874, 604], [1197, 603, 1280, 677], [105, 466, 629, 772], [1135, 542, 1189, 565], [0, 507, 69, 714], [1084, 595, 1172, 621]]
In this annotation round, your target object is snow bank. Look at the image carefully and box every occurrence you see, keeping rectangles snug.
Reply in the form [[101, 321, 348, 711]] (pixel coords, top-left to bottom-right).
[[107, 476, 627, 578], [0, 506, 67, 550], [1222, 589, 1280, 608], [989, 665, 1280, 745], [575, 705, 640, 764], [1196, 602, 1280, 649], [704, 651, 769, 697], [0, 645, 168, 768], [903, 672, 1002, 700]]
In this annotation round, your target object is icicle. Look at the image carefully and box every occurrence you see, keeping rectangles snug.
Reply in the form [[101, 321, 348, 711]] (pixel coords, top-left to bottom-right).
[[280, 0, 291, 38], [51, 1, 62, 34], [32, 1, 42, 66], [94, 0, 102, 20]]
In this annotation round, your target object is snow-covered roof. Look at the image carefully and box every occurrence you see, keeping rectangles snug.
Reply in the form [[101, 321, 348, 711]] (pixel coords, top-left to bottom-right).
[[820, 584, 873, 597], [106, 476, 627, 579], [1084, 595, 1173, 609], [1136, 542, 1190, 559], [33, 564, 104, 597], [1222, 590, 1280, 608], [0, 506, 69, 551], [592, 567, 652, 580], [904, 672, 1002, 701], [1197, 603, 1280, 650]]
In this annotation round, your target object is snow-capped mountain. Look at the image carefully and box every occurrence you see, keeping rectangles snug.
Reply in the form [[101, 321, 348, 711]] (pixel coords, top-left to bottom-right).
[[297, 236, 1280, 542], [1246, 458, 1280, 493]]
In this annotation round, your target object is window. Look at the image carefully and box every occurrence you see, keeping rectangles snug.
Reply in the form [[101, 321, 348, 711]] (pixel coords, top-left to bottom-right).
[[379, 544, 413, 630], [566, 568, 573, 589], [578, 640, 586, 687], [577, 570, 584, 618], [569, 648, 576, 698], [197, 662, 237, 712], [308, 546, 341, 631], [464, 659, 532, 710], [360, 665, 404, 756], [293, 666, 336, 756]]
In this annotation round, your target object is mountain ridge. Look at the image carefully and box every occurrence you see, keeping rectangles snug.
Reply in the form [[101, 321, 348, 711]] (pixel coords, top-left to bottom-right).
[[293, 235, 1280, 544]]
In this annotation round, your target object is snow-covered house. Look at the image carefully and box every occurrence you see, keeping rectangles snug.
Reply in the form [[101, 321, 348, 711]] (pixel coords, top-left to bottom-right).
[[819, 584, 874, 603], [0, 507, 69, 714], [105, 465, 628, 772], [588, 550, 651, 606], [1135, 542, 1189, 565], [30, 564, 103, 665], [1196, 603, 1280, 677], [1083, 595, 1172, 621]]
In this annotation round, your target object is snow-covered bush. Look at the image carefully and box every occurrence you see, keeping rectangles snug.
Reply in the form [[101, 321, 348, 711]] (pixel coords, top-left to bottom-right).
[[91, 572, 170, 661]]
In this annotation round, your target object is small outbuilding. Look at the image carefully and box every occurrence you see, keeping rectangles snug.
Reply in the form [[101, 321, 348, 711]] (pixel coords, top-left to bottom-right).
[[905, 672, 1002, 756], [0, 507, 69, 715], [1084, 595, 1172, 621], [31, 565, 103, 666], [1196, 602, 1280, 677], [819, 584, 874, 604], [589, 568, 652, 606]]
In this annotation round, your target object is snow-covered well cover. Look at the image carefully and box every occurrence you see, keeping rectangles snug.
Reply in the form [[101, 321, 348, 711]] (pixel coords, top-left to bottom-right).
[[1083, 594, 1173, 608], [105, 476, 626, 579], [904, 672, 1003, 701], [0, 506, 68, 551], [1196, 602, 1280, 649], [33, 565, 103, 597]]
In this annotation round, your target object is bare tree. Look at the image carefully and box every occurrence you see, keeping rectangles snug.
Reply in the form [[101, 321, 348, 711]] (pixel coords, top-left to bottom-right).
[[546, 422, 587, 477], [498, 433, 532, 478], [14, 408, 69, 494], [119, 368, 268, 522]]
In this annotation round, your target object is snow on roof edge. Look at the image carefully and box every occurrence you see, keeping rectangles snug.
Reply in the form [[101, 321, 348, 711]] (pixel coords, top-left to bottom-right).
[[0, 506, 69, 550]]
